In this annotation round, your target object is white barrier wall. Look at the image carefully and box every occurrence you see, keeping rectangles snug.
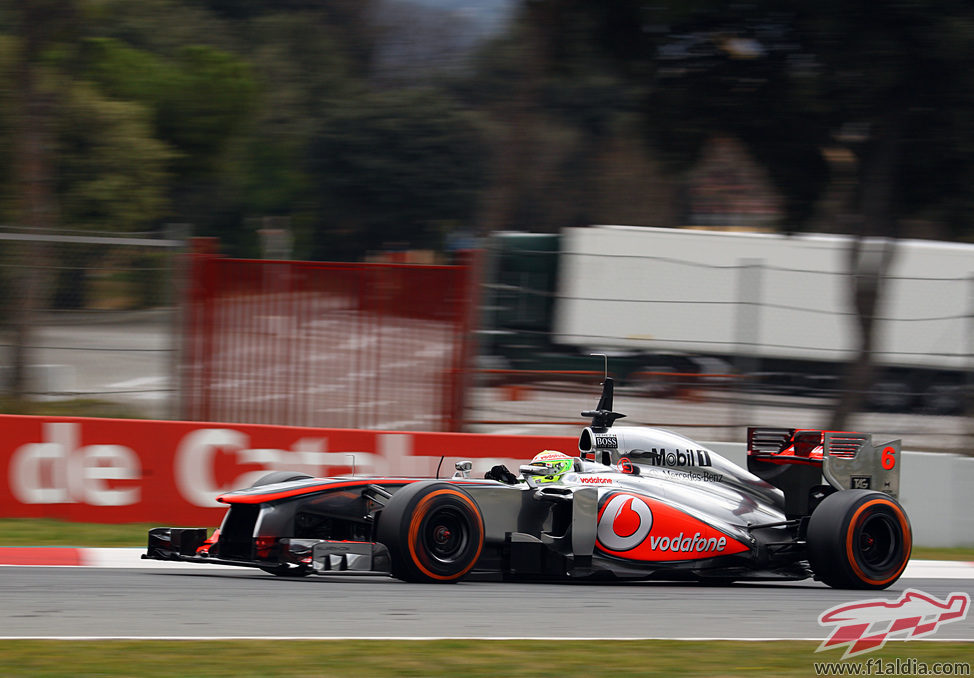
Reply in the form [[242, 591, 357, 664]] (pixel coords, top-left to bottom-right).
[[706, 442, 974, 549]]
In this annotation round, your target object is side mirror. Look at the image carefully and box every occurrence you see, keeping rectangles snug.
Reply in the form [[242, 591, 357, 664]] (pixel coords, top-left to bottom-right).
[[453, 460, 473, 479]]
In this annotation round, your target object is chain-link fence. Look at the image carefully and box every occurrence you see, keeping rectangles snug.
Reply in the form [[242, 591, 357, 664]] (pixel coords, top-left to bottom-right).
[[0, 228, 482, 430], [0, 227, 185, 419]]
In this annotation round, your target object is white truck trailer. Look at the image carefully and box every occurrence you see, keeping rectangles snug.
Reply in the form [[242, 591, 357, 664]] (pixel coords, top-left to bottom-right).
[[551, 225, 974, 411]]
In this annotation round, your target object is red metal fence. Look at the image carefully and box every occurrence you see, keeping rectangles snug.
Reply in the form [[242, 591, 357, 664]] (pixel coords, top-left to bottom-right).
[[181, 242, 479, 431]]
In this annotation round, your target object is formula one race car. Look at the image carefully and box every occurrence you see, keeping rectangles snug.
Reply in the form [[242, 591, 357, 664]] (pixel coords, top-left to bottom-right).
[[144, 377, 912, 589]]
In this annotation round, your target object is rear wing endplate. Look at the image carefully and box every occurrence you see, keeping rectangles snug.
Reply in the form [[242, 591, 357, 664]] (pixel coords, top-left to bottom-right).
[[823, 432, 901, 500]]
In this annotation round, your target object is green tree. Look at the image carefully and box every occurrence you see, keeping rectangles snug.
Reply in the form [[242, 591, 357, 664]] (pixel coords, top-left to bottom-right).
[[306, 88, 488, 260], [218, 11, 356, 254], [47, 83, 175, 309], [81, 36, 258, 186], [459, 21, 675, 234], [0, 1, 255, 307], [58, 82, 172, 231]]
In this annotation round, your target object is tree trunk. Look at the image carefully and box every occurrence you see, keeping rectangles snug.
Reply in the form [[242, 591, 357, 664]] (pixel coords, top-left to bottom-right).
[[9, 5, 64, 398], [828, 236, 896, 431], [828, 115, 903, 431]]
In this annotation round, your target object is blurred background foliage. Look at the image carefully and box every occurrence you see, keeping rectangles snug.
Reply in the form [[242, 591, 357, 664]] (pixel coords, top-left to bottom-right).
[[2, 0, 974, 259]]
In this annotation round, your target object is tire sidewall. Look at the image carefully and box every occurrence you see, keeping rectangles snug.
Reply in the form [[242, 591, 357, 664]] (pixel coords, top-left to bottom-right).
[[377, 481, 484, 583], [807, 489, 912, 589]]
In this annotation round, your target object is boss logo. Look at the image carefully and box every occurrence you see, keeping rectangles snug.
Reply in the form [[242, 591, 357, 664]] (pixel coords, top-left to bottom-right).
[[594, 435, 618, 449]]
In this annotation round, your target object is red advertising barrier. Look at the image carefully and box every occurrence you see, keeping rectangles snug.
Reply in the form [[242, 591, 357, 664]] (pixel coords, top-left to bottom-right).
[[0, 414, 575, 525]]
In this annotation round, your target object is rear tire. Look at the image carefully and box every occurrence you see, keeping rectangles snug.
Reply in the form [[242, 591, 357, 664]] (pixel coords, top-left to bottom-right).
[[806, 490, 911, 589], [376, 481, 484, 583]]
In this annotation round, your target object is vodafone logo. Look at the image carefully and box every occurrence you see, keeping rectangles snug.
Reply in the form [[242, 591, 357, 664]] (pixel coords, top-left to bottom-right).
[[597, 493, 653, 551], [596, 492, 750, 561]]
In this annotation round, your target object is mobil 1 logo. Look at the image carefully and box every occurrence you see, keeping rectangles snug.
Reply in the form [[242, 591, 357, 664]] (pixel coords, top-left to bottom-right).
[[641, 448, 712, 468]]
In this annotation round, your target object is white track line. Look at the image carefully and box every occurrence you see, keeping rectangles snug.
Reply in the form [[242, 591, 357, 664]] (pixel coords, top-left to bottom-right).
[[0, 636, 972, 642], [902, 559, 974, 579]]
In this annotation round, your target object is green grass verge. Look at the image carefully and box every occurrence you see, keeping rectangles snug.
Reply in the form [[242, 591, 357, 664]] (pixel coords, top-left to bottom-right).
[[0, 518, 162, 548], [1, 518, 973, 561], [912, 546, 974, 561], [0, 397, 145, 419], [0, 640, 971, 678]]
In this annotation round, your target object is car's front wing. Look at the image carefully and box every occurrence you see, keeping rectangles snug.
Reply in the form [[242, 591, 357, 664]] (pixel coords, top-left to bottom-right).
[[143, 526, 392, 575]]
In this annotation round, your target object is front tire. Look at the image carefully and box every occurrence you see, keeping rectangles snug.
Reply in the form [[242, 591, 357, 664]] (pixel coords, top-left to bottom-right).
[[806, 490, 911, 589], [376, 481, 485, 583]]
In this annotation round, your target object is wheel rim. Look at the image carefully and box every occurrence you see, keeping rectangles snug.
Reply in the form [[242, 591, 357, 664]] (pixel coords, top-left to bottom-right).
[[856, 511, 900, 571], [421, 506, 469, 565]]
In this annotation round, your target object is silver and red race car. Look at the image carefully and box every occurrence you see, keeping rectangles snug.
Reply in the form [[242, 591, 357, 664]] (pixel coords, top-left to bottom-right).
[[145, 378, 912, 589]]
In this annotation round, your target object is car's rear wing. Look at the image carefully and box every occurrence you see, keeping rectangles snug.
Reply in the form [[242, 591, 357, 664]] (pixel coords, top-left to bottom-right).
[[747, 427, 902, 514]]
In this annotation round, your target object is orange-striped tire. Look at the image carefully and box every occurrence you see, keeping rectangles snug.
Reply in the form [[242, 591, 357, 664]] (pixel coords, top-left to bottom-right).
[[807, 490, 912, 590], [376, 482, 484, 583]]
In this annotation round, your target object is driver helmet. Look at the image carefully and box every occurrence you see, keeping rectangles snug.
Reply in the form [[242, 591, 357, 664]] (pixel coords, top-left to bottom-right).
[[527, 450, 574, 483]]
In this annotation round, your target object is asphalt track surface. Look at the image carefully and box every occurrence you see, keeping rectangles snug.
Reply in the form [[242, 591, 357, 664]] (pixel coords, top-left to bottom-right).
[[1, 566, 972, 640]]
